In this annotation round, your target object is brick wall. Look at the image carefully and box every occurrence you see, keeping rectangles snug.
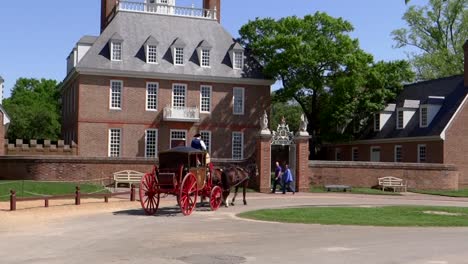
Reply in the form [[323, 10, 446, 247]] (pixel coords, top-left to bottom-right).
[[71, 75, 270, 158], [0, 156, 155, 184], [256, 134, 272, 193], [306, 161, 459, 190], [6, 139, 77, 156], [444, 91, 468, 187]]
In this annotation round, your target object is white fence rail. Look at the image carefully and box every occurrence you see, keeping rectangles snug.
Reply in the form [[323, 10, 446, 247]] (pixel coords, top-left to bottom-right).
[[118, 1, 217, 20]]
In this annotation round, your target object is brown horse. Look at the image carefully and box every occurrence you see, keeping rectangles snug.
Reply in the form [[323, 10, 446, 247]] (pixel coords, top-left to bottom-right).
[[212, 164, 257, 207]]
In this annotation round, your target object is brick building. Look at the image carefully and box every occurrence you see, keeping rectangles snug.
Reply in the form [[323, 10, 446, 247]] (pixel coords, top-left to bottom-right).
[[326, 40, 468, 187], [61, 0, 273, 159]]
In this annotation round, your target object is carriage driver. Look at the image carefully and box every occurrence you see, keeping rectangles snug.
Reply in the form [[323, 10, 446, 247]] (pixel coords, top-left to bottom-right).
[[191, 133, 209, 167]]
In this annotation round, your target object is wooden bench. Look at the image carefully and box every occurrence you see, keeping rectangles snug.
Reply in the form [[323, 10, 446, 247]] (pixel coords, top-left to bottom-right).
[[113, 170, 145, 188], [378, 176, 407, 192]]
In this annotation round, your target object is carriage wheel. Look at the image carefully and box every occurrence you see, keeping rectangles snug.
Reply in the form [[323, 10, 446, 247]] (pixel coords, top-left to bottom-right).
[[139, 172, 160, 215], [209, 186, 223, 211], [179, 173, 198, 216]]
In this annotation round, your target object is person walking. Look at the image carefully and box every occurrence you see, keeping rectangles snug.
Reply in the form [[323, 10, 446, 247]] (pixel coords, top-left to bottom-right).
[[282, 164, 295, 195], [271, 161, 283, 193]]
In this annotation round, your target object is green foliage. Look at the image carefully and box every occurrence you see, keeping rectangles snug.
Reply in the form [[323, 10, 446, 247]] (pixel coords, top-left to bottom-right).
[[270, 98, 302, 133], [239, 206, 468, 226], [412, 189, 468, 197], [240, 13, 414, 149], [2, 78, 61, 140], [392, 0, 468, 80]]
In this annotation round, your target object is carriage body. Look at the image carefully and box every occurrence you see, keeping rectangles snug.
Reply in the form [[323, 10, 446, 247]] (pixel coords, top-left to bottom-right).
[[139, 146, 222, 216]]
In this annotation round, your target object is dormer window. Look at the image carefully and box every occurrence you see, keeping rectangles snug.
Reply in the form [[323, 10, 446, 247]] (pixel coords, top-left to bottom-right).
[[171, 38, 186, 66], [420, 106, 428, 127], [397, 109, 404, 129], [197, 40, 212, 68], [109, 33, 124, 62], [144, 35, 159, 64], [229, 42, 244, 70], [374, 114, 380, 131]]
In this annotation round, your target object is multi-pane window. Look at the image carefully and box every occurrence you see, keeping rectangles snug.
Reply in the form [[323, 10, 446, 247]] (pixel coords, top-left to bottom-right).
[[145, 129, 158, 158], [146, 82, 158, 111], [418, 144, 426, 163], [172, 84, 186, 108], [201, 49, 210, 67], [233, 87, 244, 115], [395, 145, 402, 162], [233, 51, 243, 69], [374, 114, 380, 131], [170, 130, 187, 148], [108, 129, 121, 157], [175, 47, 184, 65], [352, 147, 359, 161], [232, 132, 243, 160], [200, 85, 211, 113], [420, 106, 428, 127], [335, 148, 342, 161], [371, 146, 381, 162], [147, 45, 157, 64], [397, 109, 404, 129], [111, 42, 122, 61], [110, 80, 122, 109], [201, 131, 211, 154]]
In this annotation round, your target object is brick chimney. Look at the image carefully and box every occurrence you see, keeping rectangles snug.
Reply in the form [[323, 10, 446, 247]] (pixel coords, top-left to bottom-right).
[[203, 0, 221, 23], [464, 40, 468, 87], [101, 0, 118, 33]]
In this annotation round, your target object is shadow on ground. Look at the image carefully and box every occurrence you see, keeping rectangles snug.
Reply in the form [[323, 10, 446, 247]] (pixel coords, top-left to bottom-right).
[[112, 202, 214, 217]]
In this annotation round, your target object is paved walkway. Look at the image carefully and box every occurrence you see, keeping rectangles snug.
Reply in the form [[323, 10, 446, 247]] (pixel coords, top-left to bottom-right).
[[1, 192, 468, 264]]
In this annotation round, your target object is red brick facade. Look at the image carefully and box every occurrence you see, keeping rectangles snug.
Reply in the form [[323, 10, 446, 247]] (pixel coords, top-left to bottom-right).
[[203, 0, 221, 23], [256, 134, 272, 193]]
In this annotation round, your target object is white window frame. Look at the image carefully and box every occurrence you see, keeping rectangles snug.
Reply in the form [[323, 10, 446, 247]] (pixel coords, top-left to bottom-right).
[[352, 147, 359, 161], [146, 82, 159, 111], [174, 47, 184, 65], [146, 45, 157, 64], [233, 87, 245, 115], [370, 146, 381, 162], [200, 130, 212, 154], [200, 85, 212, 113], [111, 42, 122, 61], [418, 144, 427, 163], [110, 80, 123, 110], [335, 148, 342, 161], [420, 105, 428, 128], [374, 114, 380, 131], [232, 132, 244, 160], [145, 129, 158, 158], [170, 129, 187, 148], [108, 128, 121, 157], [201, 49, 210, 67], [396, 109, 404, 129], [233, 51, 244, 69], [394, 145, 402, 162], [172, 83, 187, 108]]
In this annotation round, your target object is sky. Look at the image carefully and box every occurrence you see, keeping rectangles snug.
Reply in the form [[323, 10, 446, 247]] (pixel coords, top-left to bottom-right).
[[0, 0, 427, 99]]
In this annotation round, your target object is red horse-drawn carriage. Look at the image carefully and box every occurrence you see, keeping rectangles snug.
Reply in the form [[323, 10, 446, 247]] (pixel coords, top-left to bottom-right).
[[139, 146, 223, 216]]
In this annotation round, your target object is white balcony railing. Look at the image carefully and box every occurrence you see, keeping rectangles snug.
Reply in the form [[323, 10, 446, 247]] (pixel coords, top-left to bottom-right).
[[117, 1, 217, 20], [163, 106, 200, 122]]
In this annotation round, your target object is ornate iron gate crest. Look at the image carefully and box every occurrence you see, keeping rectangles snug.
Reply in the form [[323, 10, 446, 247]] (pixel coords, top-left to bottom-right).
[[271, 117, 294, 146]]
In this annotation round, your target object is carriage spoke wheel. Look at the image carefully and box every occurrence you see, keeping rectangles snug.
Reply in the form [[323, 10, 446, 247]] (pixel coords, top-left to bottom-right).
[[209, 186, 223, 211], [139, 172, 160, 215], [179, 173, 198, 216]]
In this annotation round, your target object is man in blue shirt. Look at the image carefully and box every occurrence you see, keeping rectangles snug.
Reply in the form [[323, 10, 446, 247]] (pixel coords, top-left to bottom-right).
[[282, 164, 295, 195], [191, 133, 207, 151]]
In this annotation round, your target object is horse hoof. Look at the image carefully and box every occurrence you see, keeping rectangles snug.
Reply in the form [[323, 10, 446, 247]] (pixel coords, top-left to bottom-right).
[[243, 201, 247, 205], [230, 202, 235, 206]]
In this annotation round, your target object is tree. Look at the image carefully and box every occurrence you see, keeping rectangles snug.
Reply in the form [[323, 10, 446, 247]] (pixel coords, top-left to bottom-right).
[[239, 13, 414, 156], [392, 0, 468, 80], [2, 78, 61, 141], [270, 99, 302, 133]]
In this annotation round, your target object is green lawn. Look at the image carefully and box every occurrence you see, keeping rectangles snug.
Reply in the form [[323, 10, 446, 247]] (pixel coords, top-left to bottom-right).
[[238, 206, 468, 226], [0, 181, 109, 201], [412, 189, 468, 197], [309, 186, 401, 195]]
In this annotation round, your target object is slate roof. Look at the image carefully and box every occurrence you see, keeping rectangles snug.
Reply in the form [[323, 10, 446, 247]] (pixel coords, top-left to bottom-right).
[[359, 75, 466, 140], [77, 36, 98, 45], [75, 11, 268, 81], [0, 75, 4, 82]]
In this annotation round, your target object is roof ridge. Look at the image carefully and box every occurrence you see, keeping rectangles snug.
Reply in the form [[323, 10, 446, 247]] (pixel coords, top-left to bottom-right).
[[404, 74, 463, 88]]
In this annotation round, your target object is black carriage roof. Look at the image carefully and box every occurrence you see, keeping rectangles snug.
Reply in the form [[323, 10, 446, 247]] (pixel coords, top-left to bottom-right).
[[159, 146, 205, 155]]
